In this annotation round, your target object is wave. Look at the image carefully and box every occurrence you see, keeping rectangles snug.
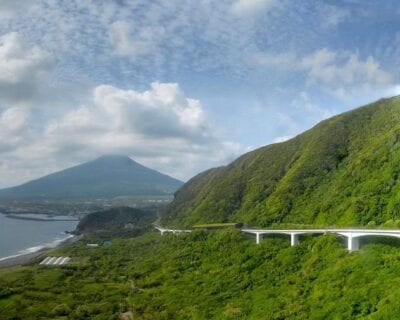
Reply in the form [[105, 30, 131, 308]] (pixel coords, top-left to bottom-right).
[[0, 234, 74, 262]]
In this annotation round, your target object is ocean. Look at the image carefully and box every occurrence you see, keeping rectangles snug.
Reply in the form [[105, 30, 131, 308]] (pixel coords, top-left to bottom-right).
[[0, 213, 79, 260]]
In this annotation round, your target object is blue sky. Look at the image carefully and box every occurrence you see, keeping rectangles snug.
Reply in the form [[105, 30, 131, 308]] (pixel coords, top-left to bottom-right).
[[0, 0, 399, 187]]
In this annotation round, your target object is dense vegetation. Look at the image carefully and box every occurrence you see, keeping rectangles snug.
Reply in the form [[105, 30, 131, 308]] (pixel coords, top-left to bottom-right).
[[164, 97, 400, 227], [2, 230, 400, 319], [0, 155, 183, 200], [4, 98, 400, 319], [75, 207, 156, 237]]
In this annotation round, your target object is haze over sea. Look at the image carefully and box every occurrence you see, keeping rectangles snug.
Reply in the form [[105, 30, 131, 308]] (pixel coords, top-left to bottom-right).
[[0, 213, 78, 260]]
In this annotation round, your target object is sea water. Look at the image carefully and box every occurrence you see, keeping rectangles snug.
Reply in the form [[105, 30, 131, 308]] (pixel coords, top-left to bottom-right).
[[0, 213, 78, 260]]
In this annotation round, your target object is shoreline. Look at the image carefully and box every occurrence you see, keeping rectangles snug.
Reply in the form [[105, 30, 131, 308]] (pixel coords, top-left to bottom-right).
[[0, 234, 82, 269], [3, 213, 79, 222]]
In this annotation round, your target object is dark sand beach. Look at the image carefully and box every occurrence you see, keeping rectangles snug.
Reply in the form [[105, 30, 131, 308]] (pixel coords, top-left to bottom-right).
[[0, 235, 81, 269]]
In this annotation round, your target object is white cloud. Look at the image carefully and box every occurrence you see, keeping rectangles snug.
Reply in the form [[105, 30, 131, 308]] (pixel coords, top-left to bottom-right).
[[109, 20, 165, 57], [0, 82, 242, 187], [0, 1, 285, 82], [0, 0, 36, 19], [320, 4, 350, 28], [0, 107, 29, 131], [0, 0, 396, 189], [296, 48, 395, 102], [272, 92, 338, 142], [248, 48, 393, 101], [249, 51, 297, 69], [291, 91, 335, 120], [0, 32, 56, 106], [91, 82, 210, 140], [249, 46, 395, 107], [0, 107, 33, 153], [301, 49, 393, 87], [231, 0, 280, 17], [273, 135, 292, 143], [276, 112, 299, 132]]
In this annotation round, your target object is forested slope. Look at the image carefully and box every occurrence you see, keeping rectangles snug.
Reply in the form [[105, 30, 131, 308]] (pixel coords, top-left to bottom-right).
[[76, 207, 156, 237], [2, 230, 400, 319], [164, 97, 400, 227]]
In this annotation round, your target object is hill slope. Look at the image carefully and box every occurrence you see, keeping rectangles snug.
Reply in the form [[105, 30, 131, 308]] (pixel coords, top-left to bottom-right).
[[164, 97, 400, 227], [0, 155, 183, 200], [75, 206, 156, 236], [3, 230, 400, 319]]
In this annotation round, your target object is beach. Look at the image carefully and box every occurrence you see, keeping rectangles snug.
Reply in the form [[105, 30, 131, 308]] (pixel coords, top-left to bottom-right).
[[0, 212, 79, 265], [0, 235, 81, 269]]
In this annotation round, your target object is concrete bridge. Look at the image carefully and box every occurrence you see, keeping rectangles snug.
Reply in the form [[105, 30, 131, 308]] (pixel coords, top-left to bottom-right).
[[241, 228, 400, 251], [155, 226, 192, 235], [155, 226, 400, 251]]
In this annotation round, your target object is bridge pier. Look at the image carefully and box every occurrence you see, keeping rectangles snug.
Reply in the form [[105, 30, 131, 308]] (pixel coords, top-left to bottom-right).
[[347, 235, 360, 251], [256, 233, 263, 244], [290, 233, 299, 246], [240, 228, 400, 252]]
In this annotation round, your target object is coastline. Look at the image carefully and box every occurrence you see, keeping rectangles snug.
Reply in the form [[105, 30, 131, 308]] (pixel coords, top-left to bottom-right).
[[0, 234, 81, 269], [4, 213, 79, 222]]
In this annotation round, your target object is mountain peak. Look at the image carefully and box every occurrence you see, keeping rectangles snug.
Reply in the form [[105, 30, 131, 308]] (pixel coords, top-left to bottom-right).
[[92, 155, 138, 166], [0, 155, 183, 200], [95, 154, 133, 162]]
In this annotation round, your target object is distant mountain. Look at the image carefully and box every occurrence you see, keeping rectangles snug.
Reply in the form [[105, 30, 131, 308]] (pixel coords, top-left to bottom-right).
[[0, 155, 183, 200], [163, 97, 400, 227]]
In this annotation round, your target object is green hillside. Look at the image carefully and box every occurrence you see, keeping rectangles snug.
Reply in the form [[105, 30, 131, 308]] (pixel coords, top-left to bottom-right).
[[4, 98, 400, 319], [3, 230, 400, 319], [75, 207, 156, 237], [164, 97, 400, 227]]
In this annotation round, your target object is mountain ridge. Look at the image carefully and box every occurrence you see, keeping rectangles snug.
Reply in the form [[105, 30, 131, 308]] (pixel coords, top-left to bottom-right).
[[0, 155, 183, 200], [163, 96, 400, 227]]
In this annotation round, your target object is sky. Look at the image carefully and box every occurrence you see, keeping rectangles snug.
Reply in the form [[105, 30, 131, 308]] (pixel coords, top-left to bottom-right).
[[0, 0, 400, 187]]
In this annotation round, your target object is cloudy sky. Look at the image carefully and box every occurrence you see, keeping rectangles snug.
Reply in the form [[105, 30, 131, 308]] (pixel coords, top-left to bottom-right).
[[0, 0, 399, 187]]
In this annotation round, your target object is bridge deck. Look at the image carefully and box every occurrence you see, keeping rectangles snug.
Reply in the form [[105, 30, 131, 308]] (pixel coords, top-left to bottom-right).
[[241, 228, 400, 250], [241, 228, 400, 236], [155, 226, 400, 251]]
